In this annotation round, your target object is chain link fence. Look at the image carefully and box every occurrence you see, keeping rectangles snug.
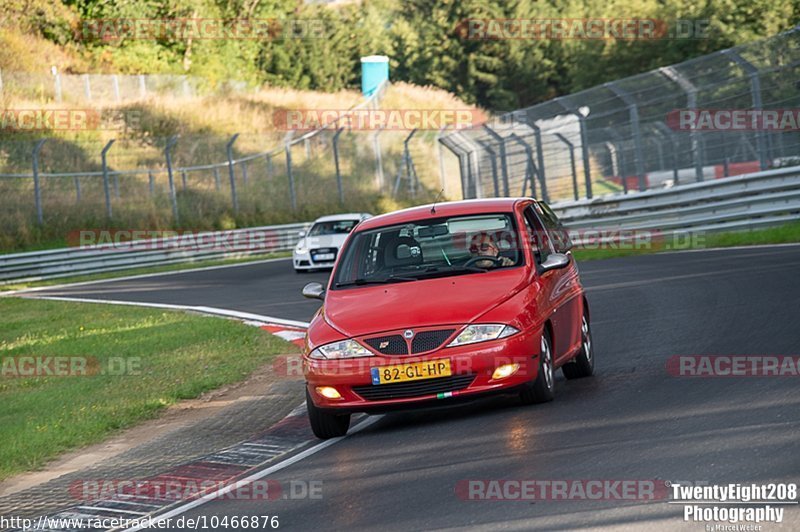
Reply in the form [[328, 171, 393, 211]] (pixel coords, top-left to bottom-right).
[[440, 26, 800, 204], [0, 70, 249, 103], [0, 82, 460, 249]]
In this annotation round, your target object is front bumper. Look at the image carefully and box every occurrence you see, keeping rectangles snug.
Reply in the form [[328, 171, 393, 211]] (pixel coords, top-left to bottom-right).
[[305, 327, 541, 413], [292, 249, 336, 270]]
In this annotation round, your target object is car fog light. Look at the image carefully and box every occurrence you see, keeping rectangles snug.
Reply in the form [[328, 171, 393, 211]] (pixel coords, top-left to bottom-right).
[[316, 386, 342, 400], [492, 363, 520, 380]]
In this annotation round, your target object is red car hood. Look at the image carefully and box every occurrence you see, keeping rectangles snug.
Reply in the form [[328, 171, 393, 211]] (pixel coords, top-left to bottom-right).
[[323, 269, 529, 337]]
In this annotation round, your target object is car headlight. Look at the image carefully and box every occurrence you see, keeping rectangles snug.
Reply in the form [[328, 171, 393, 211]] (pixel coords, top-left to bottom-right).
[[295, 242, 308, 254], [309, 339, 375, 360], [447, 324, 520, 347]]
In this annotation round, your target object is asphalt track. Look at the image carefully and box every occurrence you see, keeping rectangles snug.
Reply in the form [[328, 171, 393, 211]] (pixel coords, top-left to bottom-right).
[[25, 246, 800, 530]]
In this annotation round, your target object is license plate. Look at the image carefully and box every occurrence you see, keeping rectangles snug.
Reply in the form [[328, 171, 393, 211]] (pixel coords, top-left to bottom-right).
[[371, 359, 451, 385], [314, 253, 335, 261]]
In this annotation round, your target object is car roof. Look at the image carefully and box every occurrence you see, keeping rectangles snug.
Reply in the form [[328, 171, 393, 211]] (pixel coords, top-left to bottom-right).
[[357, 198, 531, 231], [312, 213, 371, 223]]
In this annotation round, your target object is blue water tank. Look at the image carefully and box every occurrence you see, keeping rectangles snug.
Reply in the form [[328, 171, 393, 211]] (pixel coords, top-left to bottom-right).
[[361, 55, 389, 96]]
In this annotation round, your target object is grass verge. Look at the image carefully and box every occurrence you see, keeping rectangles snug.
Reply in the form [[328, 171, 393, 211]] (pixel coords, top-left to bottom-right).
[[0, 251, 291, 292], [571, 221, 800, 262], [0, 297, 297, 480]]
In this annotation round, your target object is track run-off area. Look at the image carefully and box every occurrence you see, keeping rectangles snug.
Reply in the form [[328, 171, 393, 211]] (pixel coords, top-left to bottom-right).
[[13, 244, 800, 530]]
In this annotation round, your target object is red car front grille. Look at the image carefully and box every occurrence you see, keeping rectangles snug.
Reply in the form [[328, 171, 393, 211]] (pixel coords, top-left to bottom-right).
[[363, 329, 457, 355], [352, 374, 476, 401]]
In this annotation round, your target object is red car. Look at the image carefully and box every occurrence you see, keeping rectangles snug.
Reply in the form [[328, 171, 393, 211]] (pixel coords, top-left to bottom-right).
[[300, 198, 594, 439]]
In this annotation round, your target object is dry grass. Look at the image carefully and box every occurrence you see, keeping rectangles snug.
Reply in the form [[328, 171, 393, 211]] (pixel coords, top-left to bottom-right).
[[0, 80, 481, 251]]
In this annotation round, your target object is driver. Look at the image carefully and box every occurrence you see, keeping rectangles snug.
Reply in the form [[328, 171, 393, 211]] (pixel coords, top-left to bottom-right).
[[469, 232, 514, 268]]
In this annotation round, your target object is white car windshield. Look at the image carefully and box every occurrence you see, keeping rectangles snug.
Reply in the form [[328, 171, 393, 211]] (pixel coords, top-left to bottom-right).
[[308, 220, 358, 236]]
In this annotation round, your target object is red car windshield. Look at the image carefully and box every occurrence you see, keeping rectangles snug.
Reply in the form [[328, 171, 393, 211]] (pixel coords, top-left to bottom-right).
[[332, 213, 522, 288]]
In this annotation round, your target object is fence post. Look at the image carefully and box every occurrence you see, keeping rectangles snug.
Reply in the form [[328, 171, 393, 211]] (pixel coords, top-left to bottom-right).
[[724, 50, 769, 172], [518, 117, 548, 202], [654, 122, 680, 186], [554, 133, 579, 201], [138, 75, 147, 98], [265, 154, 273, 179], [436, 127, 448, 196], [100, 140, 115, 218], [403, 129, 418, 197], [226, 133, 240, 213], [285, 143, 297, 211], [73, 176, 82, 203], [148, 170, 155, 196], [213, 167, 221, 191], [372, 128, 385, 189], [482, 125, 510, 196], [508, 133, 537, 199], [607, 83, 646, 191], [660, 67, 703, 182], [54, 72, 62, 103], [164, 136, 180, 222], [241, 161, 248, 187], [332, 128, 345, 205], [32, 139, 47, 225], [181, 169, 187, 190], [112, 75, 121, 103], [82, 74, 92, 101]]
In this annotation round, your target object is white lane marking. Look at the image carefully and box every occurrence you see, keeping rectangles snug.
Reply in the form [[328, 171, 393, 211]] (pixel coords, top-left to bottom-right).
[[18, 295, 310, 328], [2, 256, 292, 296], [120, 415, 383, 532]]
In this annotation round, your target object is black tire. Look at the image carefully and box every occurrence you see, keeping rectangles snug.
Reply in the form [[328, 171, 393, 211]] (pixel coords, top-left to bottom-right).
[[520, 329, 555, 404], [562, 311, 594, 380], [306, 389, 351, 439], [295, 268, 309, 274]]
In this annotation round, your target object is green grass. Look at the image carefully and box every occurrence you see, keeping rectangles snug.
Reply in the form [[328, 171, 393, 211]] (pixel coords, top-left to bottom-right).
[[572, 221, 800, 262], [0, 297, 297, 480], [0, 251, 291, 292]]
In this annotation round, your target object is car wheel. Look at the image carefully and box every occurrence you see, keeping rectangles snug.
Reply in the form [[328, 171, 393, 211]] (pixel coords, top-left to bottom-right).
[[306, 389, 350, 439], [295, 268, 308, 274], [520, 329, 555, 404], [562, 312, 594, 380]]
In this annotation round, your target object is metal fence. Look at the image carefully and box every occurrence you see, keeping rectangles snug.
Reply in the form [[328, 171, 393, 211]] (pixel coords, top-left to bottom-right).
[[0, 70, 249, 103], [0, 82, 454, 234], [440, 27, 800, 203]]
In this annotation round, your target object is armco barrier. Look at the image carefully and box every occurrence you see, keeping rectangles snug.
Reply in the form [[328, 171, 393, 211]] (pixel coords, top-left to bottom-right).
[[0, 223, 310, 284], [552, 165, 800, 237], [2, 165, 800, 284]]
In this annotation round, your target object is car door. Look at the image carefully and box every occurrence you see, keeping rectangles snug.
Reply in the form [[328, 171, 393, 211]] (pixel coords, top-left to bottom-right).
[[522, 205, 568, 359], [533, 201, 583, 361]]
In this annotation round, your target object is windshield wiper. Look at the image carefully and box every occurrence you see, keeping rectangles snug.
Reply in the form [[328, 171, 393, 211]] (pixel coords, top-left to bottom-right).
[[335, 275, 417, 287]]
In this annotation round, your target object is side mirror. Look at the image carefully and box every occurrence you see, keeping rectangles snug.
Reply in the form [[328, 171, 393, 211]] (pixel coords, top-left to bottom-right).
[[302, 282, 326, 300], [539, 253, 570, 273]]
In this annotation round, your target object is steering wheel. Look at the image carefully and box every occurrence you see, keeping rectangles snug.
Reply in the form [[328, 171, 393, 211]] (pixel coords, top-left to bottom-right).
[[464, 255, 504, 269]]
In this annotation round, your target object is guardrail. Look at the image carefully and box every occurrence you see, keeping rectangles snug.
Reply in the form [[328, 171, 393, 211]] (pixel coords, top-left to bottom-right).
[[2, 165, 799, 284], [551, 165, 800, 237], [0, 223, 310, 284]]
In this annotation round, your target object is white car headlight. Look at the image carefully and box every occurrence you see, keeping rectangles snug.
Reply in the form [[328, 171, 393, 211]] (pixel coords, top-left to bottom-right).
[[295, 241, 308, 254], [447, 324, 520, 347], [309, 339, 375, 360]]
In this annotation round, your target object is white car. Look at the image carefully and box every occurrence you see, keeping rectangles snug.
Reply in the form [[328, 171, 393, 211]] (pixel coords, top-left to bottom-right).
[[293, 213, 372, 272]]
